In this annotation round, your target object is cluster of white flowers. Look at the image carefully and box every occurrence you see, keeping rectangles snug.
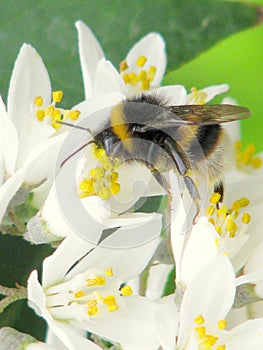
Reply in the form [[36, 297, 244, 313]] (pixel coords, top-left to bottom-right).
[[0, 20, 263, 350]]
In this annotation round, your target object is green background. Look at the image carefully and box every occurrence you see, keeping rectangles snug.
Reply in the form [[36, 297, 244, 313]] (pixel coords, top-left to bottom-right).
[[0, 0, 262, 342]]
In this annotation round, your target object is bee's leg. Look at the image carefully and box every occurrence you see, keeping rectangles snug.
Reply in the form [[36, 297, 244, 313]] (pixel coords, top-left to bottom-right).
[[149, 166, 172, 199], [164, 138, 200, 223], [214, 180, 224, 208]]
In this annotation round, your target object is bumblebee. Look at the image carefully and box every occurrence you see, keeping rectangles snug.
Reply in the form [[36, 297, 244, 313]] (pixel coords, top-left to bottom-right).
[[60, 93, 250, 219]]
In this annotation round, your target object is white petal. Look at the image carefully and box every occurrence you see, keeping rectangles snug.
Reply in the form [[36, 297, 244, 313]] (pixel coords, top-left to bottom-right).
[[72, 296, 160, 349], [202, 83, 229, 103], [222, 318, 263, 349], [64, 215, 162, 281], [7, 44, 51, 133], [155, 296, 179, 350], [179, 217, 220, 286], [125, 33, 166, 86], [93, 59, 124, 96], [0, 96, 18, 175], [22, 133, 66, 185], [26, 343, 60, 350], [151, 85, 187, 105], [75, 21, 104, 99], [0, 168, 26, 224], [178, 255, 235, 346]]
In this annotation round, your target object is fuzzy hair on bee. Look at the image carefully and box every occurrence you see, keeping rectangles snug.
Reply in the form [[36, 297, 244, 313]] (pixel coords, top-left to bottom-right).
[[58, 93, 250, 221]]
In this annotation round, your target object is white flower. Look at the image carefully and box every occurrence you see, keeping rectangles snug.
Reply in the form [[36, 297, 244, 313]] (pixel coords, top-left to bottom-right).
[[0, 44, 76, 224], [157, 255, 263, 350], [28, 218, 163, 350]]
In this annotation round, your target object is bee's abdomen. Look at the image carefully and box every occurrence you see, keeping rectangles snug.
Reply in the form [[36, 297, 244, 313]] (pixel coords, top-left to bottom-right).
[[188, 125, 222, 159]]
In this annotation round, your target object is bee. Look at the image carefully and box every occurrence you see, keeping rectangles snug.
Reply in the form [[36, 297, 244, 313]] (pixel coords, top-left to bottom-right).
[[59, 93, 250, 220]]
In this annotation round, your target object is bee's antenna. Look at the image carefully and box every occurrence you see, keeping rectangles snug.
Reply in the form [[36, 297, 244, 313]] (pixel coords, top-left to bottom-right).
[[60, 140, 96, 168], [56, 120, 94, 137]]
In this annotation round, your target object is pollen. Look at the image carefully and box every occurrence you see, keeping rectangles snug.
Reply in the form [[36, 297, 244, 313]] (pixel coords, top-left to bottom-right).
[[52, 90, 63, 103], [136, 55, 147, 67], [36, 110, 45, 122], [226, 216, 238, 237], [194, 314, 205, 325], [88, 305, 98, 316], [210, 192, 221, 204], [74, 290, 84, 298], [103, 295, 119, 312], [235, 141, 262, 171], [217, 319, 227, 330], [216, 345, 226, 350], [104, 267, 113, 276], [206, 205, 215, 217], [194, 326, 206, 337], [79, 144, 121, 201], [242, 212, 251, 224], [34, 96, 43, 107], [120, 285, 133, 296], [120, 54, 156, 91], [119, 60, 129, 72], [188, 87, 208, 105]]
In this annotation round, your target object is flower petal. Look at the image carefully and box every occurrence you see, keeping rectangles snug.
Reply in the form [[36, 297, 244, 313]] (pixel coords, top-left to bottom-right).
[[178, 255, 235, 346], [75, 21, 104, 99], [179, 217, 220, 286], [202, 83, 229, 103], [0, 96, 18, 175], [222, 318, 263, 349], [125, 33, 166, 87], [28, 271, 101, 350], [0, 168, 26, 224], [93, 59, 123, 96], [72, 296, 160, 349], [7, 44, 51, 133], [152, 85, 187, 105]]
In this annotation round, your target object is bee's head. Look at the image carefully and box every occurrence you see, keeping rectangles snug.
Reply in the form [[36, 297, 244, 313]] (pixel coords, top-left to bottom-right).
[[94, 128, 121, 157]]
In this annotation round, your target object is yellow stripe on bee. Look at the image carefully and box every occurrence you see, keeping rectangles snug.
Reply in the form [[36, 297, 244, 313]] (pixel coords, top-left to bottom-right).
[[110, 104, 133, 152]]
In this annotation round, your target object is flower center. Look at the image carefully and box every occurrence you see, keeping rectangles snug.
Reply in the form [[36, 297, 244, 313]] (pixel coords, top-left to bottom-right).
[[33, 90, 80, 130], [235, 141, 262, 171], [46, 267, 133, 319], [206, 193, 250, 240], [194, 314, 226, 350], [188, 87, 208, 105], [120, 55, 157, 91], [79, 144, 121, 200]]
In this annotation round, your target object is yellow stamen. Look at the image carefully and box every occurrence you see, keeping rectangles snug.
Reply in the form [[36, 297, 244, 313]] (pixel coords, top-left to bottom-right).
[[104, 267, 113, 277], [206, 205, 215, 216], [92, 146, 106, 160], [88, 305, 98, 316], [110, 182, 121, 195], [251, 157, 262, 169], [210, 192, 221, 204], [36, 110, 45, 122], [52, 90, 63, 103], [208, 217, 215, 225], [215, 226, 222, 236], [218, 319, 227, 330], [120, 285, 133, 296], [74, 290, 84, 298], [140, 79, 150, 90], [34, 96, 43, 107], [98, 187, 111, 200], [232, 200, 241, 212], [195, 326, 206, 337], [214, 238, 219, 248], [45, 105, 55, 117], [194, 315, 205, 325], [242, 212, 251, 224], [200, 334, 218, 346], [89, 167, 105, 179], [87, 299, 97, 308], [136, 55, 147, 67], [95, 276, 106, 286], [147, 66, 157, 81], [235, 141, 262, 170], [119, 60, 129, 72], [239, 197, 249, 207], [216, 345, 226, 350], [103, 295, 119, 312], [64, 109, 80, 121], [226, 216, 238, 237]]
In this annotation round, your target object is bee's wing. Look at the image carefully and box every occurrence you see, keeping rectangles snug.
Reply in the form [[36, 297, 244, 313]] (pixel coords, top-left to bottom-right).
[[142, 104, 250, 130]]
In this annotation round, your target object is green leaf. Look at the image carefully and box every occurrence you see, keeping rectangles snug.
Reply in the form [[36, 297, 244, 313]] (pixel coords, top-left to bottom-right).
[[0, 233, 53, 340], [164, 23, 263, 152], [0, 0, 257, 107], [162, 266, 175, 296]]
